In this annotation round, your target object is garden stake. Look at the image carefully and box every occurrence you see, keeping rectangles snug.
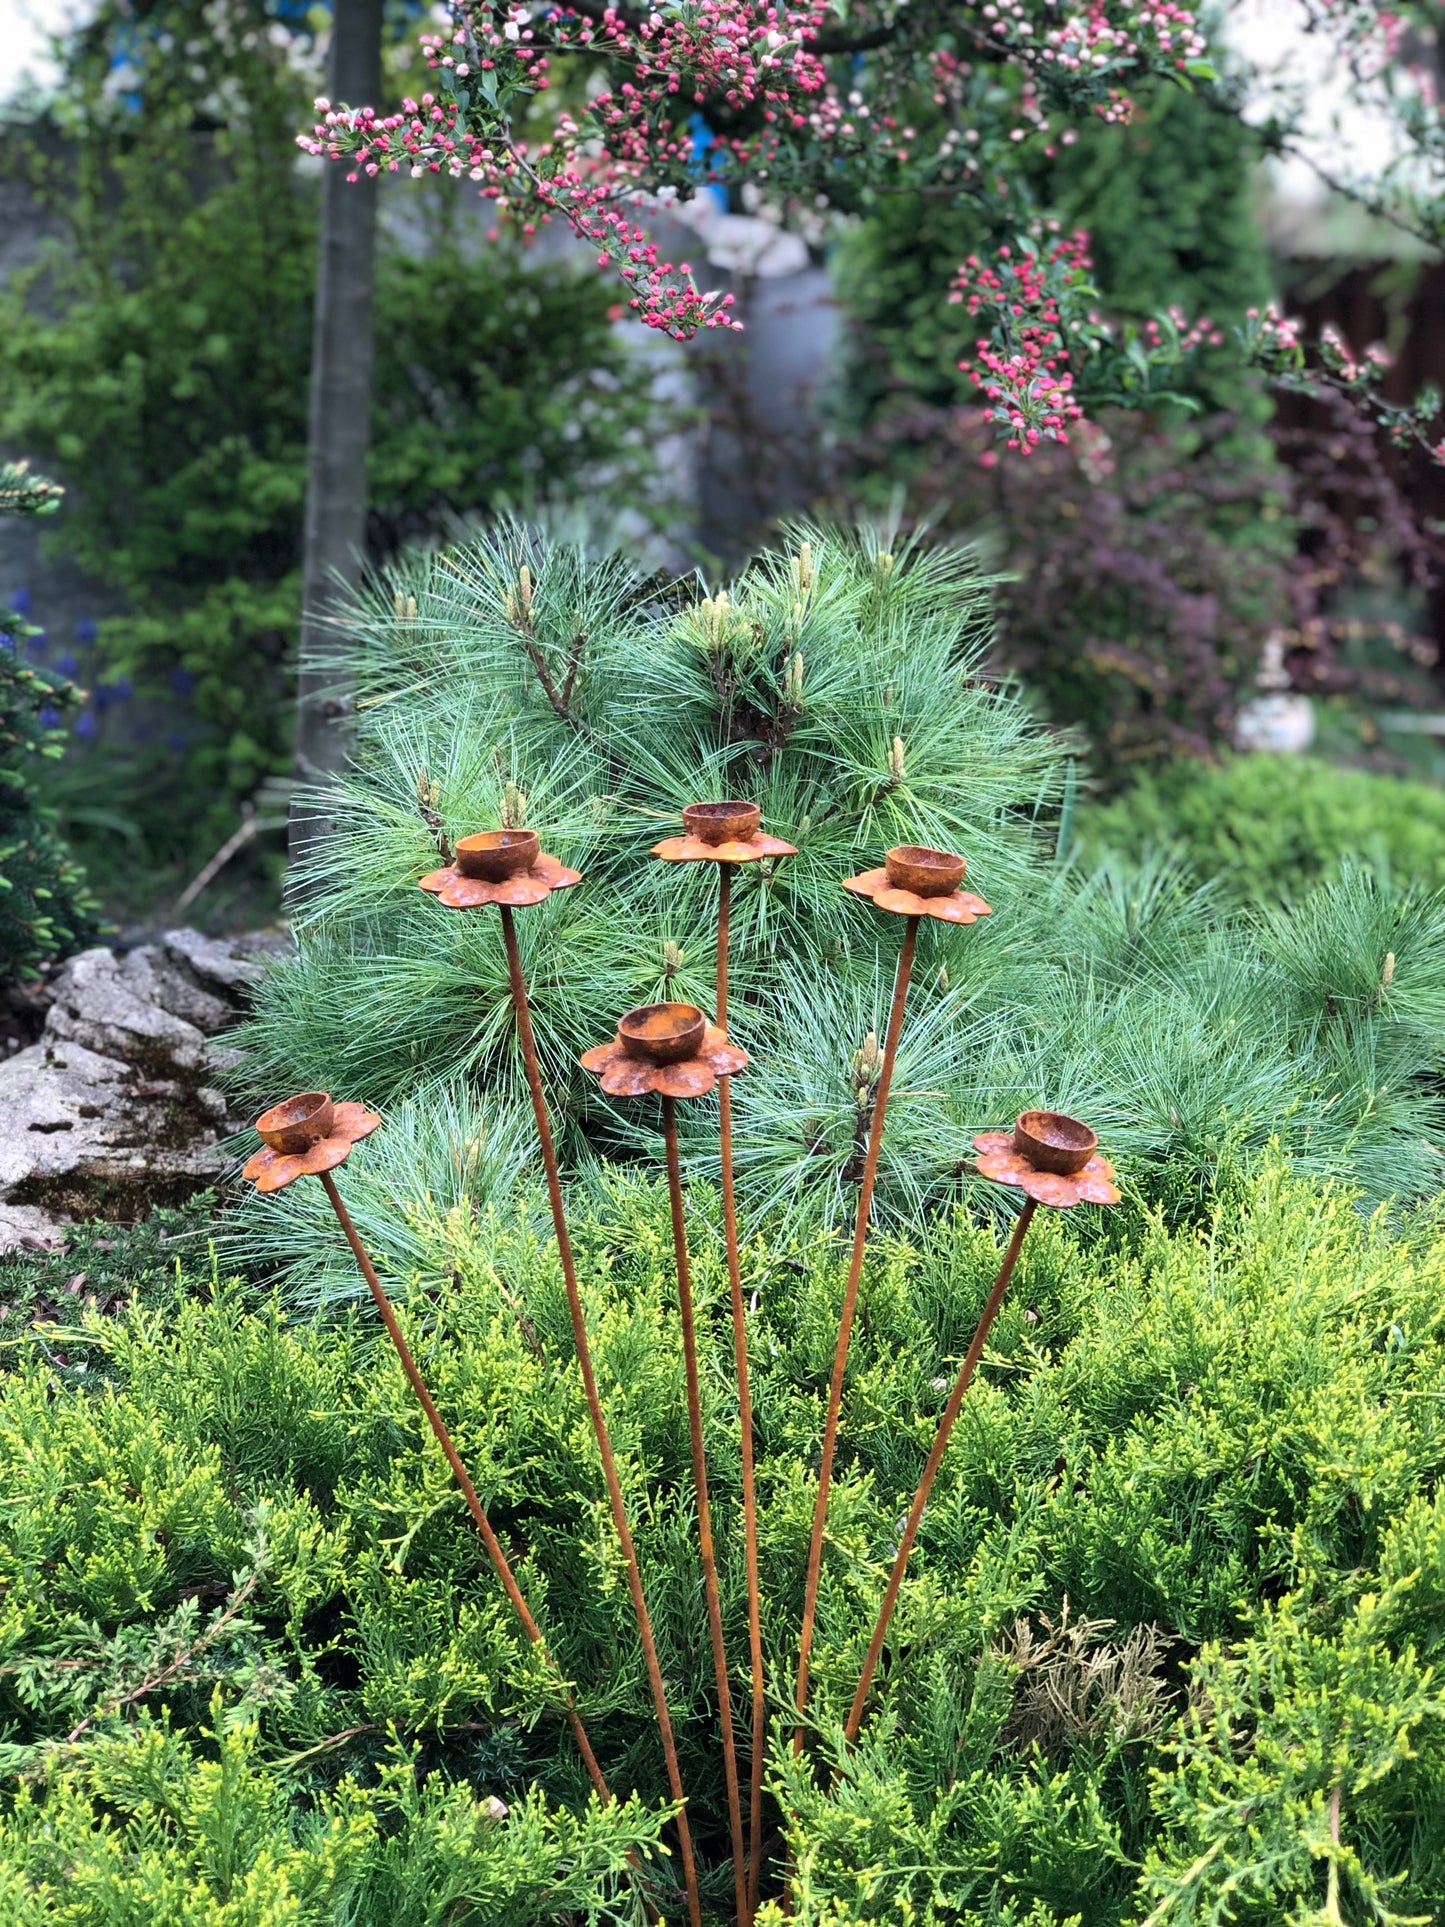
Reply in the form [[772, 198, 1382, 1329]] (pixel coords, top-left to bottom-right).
[[653, 799, 798, 1914], [420, 831, 703, 1927], [842, 1111, 1121, 1748], [240, 1093, 610, 1803], [581, 1000, 753, 1927], [793, 848, 992, 1752], [665, 1093, 748, 1927], [499, 912, 704, 1927]]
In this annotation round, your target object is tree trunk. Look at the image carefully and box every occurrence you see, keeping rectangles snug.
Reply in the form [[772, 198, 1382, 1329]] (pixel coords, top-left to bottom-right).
[[288, 0, 383, 876]]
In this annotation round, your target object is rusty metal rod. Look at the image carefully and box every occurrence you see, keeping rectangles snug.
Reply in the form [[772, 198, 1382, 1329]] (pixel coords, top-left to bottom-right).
[[716, 865, 767, 1922], [793, 914, 920, 1752], [662, 1094, 749, 1927], [842, 1196, 1039, 1746], [497, 905, 703, 1927], [316, 1167, 610, 1800]]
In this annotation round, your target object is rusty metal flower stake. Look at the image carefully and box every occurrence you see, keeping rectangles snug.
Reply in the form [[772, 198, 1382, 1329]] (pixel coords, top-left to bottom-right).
[[420, 829, 703, 1927], [582, 1002, 752, 1926], [242, 1092, 612, 1802], [653, 800, 796, 1911], [842, 1111, 1120, 1746], [793, 846, 992, 1749]]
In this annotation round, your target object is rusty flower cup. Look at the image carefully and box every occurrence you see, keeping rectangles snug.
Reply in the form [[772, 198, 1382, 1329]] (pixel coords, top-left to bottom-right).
[[884, 845, 966, 897], [243, 1095, 381, 1193], [620, 1002, 707, 1066], [454, 828, 540, 880], [652, 798, 796, 866], [842, 845, 991, 924], [256, 1091, 335, 1154], [972, 1110, 1119, 1209], [419, 832, 581, 910], [581, 1005, 748, 1100], [1013, 1110, 1098, 1176], [683, 800, 762, 846]]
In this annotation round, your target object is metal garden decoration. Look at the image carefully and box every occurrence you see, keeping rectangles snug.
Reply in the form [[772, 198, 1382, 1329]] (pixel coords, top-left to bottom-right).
[[242, 815, 1120, 1927]]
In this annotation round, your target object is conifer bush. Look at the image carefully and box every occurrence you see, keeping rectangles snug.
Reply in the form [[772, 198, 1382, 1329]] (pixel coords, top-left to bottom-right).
[[234, 521, 1445, 1299], [3, 1162, 1445, 1920]]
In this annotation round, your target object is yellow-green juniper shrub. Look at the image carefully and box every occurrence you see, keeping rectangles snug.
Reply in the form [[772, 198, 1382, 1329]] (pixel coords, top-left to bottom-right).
[[2, 1160, 1445, 1920]]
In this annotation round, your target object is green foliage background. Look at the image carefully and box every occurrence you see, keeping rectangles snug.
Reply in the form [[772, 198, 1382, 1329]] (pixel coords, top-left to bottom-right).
[[3, 1160, 1445, 1921], [1079, 752, 1445, 904], [0, 461, 98, 979], [0, 0, 664, 885], [827, 71, 1303, 778]]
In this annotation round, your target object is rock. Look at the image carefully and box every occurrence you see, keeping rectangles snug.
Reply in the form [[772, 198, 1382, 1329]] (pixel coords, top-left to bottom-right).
[[0, 1202, 69, 1252], [162, 927, 289, 996], [0, 928, 288, 1252]]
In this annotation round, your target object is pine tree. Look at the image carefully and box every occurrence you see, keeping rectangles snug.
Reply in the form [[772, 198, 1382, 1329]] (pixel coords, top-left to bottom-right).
[[235, 520, 1445, 1299]]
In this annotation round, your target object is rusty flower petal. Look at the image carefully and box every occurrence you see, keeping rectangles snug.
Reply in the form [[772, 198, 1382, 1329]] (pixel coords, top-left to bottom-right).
[[971, 1132, 1120, 1208], [651, 831, 798, 864], [242, 1134, 355, 1193], [843, 867, 992, 923], [418, 850, 582, 909], [530, 853, 584, 890], [442, 872, 550, 908], [580, 1026, 750, 1100], [699, 1024, 749, 1076], [330, 1101, 382, 1146], [655, 1058, 724, 1098]]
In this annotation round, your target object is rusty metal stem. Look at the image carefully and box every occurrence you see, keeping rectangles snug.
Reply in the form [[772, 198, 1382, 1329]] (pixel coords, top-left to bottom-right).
[[497, 905, 703, 1927], [841, 1196, 1039, 1746], [662, 1094, 749, 1927], [793, 915, 920, 1752], [316, 1167, 610, 1800], [716, 866, 767, 1921]]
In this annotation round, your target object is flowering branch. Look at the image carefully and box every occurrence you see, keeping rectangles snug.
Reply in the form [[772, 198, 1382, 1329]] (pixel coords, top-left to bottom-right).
[[1240, 304, 1445, 464], [297, 0, 1445, 458]]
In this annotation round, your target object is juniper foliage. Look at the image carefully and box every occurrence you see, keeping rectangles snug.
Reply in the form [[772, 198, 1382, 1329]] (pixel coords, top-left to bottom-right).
[[234, 522, 1443, 1298], [3, 1164, 1445, 1921]]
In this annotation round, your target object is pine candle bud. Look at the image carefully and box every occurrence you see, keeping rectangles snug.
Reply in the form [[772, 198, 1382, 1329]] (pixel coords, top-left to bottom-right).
[[878, 551, 895, 577], [851, 1029, 882, 1104], [416, 766, 442, 814], [889, 735, 906, 782], [406, 594, 417, 623], [501, 779, 527, 829], [663, 939, 683, 977], [1383, 951, 1396, 988], [394, 589, 406, 620], [783, 651, 804, 707], [504, 566, 535, 632], [700, 589, 731, 652], [793, 541, 814, 595]]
